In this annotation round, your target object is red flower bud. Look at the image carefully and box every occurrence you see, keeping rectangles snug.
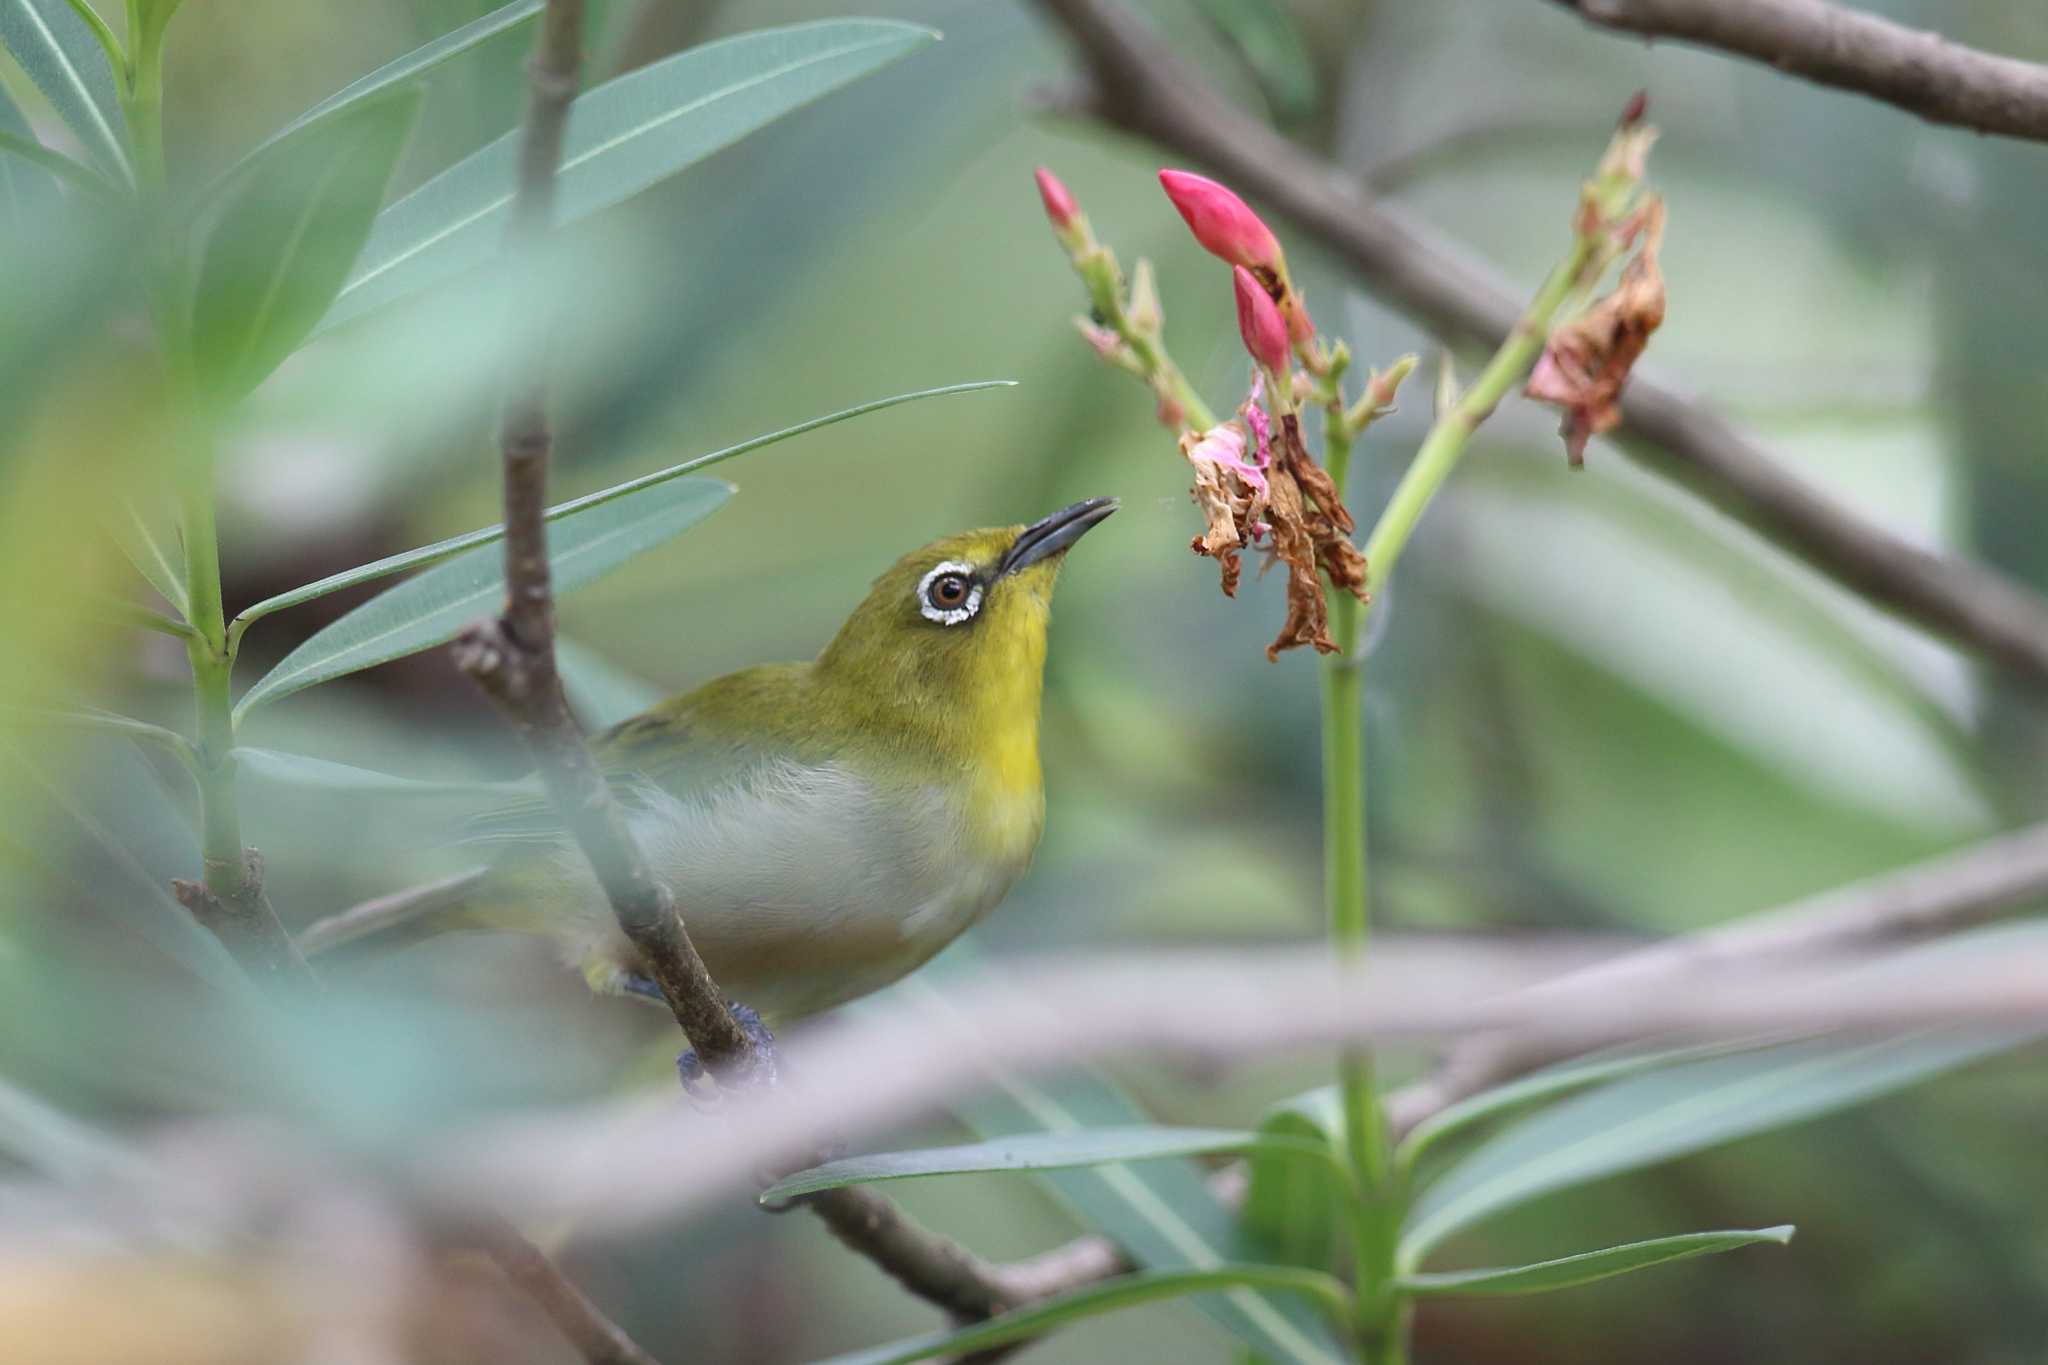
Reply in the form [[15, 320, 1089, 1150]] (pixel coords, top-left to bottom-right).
[[1034, 166, 1079, 230], [1158, 169, 1282, 272], [1233, 266, 1289, 375]]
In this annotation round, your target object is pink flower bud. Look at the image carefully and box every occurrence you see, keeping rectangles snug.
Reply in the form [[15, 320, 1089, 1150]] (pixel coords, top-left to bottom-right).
[[1158, 169, 1282, 272], [1034, 166, 1079, 230], [1233, 266, 1290, 374]]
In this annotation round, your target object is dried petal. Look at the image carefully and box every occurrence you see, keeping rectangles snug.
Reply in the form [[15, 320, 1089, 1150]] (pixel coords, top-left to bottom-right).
[[1233, 265, 1290, 374], [1525, 197, 1666, 466], [1180, 420, 1271, 595], [1260, 415, 1368, 659], [1158, 169, 1283, 272]]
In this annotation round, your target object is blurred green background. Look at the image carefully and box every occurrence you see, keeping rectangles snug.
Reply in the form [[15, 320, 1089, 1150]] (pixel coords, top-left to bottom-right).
[[5, 1, 2047, 1361]]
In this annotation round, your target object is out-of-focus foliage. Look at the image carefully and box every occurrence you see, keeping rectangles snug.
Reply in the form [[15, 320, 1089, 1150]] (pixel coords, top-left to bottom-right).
[[4, 0, 2047, 1362]]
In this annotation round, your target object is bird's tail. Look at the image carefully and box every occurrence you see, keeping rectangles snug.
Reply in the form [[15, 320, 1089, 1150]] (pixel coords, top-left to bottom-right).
[[296, 867, 497, 960]]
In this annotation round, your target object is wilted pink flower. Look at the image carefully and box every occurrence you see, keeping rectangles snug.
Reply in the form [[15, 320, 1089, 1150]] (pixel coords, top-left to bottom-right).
[[1034, 166, 1079, 230], [1158, 169, 1282, 272], [1233, 266, 1290, 374], [1184, 419, 1267, 497], [1241, 371, 1272, 470]]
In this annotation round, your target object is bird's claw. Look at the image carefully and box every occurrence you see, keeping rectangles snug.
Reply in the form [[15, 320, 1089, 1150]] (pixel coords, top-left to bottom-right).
[[675, 999, 780, 1105]]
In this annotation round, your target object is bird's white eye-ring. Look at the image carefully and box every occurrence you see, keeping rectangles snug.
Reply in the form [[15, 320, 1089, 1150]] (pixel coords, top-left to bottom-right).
[[917, 561, 983, 626]]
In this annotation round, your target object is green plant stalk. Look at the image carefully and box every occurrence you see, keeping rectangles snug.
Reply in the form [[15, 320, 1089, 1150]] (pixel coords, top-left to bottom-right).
[[1334, 230, 1600, 1365], [1075, 249, 1215, 431], [1359, 235, 1595, 584], [1318, 419, 1399, 1361], [120, 18, 250, 901]]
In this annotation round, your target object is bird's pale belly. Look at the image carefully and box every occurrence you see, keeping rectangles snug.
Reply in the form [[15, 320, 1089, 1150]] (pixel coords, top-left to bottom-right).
[[556, 762, 1038, 1023]]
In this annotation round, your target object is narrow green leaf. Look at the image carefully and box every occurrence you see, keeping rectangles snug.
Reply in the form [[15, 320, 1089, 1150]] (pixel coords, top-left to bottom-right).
[[109, 495, 188, 617], [556, 637, 663, 730], [763, 1127, 1335, 1204], [218, 0, 540, 184], [914, 976, 1349, 1365], [1241, 1088, 1346, 1270], [9, 704, 194, 764], [229, 381, 1012, 637], [1, 85, 64, 227], [1192, 0, 1318, 120], [190, 87, 421, 400], [0, 1075, 151, 1188], [234, 476, 732, 719], [1394, 1226, 1794, 1298], [1396, 1040, 1761, 1176], [233, 746, 526, 799], [321, 18, 936, 331], [0, 0, 126, 177], [1401, 928, 2043, 1268], [810, 1267, 1354, 1365]]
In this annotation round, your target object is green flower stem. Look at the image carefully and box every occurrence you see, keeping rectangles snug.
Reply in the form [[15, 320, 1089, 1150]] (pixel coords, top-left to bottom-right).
[[1319, 420, 1398, 1360], [1075, 248, 1215, 431], [1330, 231, 1598, 1365], [178, 477, 247, 893], [1359, 234, 1595, 587]]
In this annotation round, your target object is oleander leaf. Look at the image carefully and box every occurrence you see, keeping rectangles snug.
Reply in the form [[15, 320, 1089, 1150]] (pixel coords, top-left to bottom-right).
[[234, 476, 731, 719], [321, 19, 936, 331], [0, 0, 126, 178], [1394, 1226, 1794, 1297]]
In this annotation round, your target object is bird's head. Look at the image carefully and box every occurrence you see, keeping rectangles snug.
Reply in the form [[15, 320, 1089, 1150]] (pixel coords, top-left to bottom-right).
[[814, 498, 1118, 752]]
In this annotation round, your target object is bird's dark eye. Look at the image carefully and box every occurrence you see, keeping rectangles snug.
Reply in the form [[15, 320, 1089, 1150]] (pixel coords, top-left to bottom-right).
[[916, 561, 983, 625]]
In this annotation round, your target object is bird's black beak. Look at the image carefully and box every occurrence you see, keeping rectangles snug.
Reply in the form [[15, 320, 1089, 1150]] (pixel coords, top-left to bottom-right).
[[997, 497, 1119, 577]]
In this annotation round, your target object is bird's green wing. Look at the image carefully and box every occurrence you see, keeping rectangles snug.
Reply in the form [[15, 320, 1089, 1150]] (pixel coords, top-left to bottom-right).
[[461, 663, 815, 846]]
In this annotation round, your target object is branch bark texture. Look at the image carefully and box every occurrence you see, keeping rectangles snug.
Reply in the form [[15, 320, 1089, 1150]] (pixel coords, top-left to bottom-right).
[[451, 0, 1032, 1326], [1548, 0, 2048, 144], [1032, 0, 2048, 690]]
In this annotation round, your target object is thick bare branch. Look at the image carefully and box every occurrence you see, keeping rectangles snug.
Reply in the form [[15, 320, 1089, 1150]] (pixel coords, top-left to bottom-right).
[[1030, 0, 2048, 690], [1547, 0, 2048, 144]]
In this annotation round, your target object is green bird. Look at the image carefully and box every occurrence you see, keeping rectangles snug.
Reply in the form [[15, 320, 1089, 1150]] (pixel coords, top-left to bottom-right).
[[312, 498, 1117, 1027]]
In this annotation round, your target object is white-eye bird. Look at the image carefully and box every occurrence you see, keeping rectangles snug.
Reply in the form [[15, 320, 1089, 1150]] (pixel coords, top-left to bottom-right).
[[312, 498, 1117, 1026]]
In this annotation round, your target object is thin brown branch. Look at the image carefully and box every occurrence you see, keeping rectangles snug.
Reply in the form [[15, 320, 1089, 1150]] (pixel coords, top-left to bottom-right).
[[468, 1216, 664, 1365], [297, 867, 490, 958], [1029, 0, 2048, 690], [451, 0, 1032, 1327], [1384, 817, 2048, 1134], [1547, 0, 2048, 144], [449, 0, 760, 1083]]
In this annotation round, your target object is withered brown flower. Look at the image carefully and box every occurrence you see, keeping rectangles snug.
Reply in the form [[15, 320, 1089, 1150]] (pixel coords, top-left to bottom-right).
[[1526, 197, 1667, 466]]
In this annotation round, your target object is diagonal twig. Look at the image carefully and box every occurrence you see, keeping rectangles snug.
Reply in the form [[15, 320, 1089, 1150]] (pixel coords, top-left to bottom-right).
[[1545, 0, 2048, 145], [449, 0, 1035, 1329], [1030, 0, 2048, 691]]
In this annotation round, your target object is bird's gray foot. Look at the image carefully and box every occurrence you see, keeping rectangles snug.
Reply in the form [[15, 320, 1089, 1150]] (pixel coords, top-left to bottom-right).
[[675, 1000, 779, 1100]]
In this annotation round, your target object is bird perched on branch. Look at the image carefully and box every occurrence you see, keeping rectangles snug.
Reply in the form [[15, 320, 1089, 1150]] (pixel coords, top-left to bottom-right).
[[305, 498, 1118, 1026]]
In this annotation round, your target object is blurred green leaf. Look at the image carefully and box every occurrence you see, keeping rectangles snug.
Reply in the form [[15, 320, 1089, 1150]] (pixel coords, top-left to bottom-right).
[[556, 636, 663, 729], [0, 1075, 149, 1188], [1241, 1087, 1345, 1271], [219, 0, 540, 180], [109, 494, 188, 618], [947, 1051, 1349, 1363], [321, 18, 938, 331], [762, 1126, 1334, 1204], [233, 746, 524, 798], [0, 0, 126, 178], [190, 87, 421, 400], [1, 84, 64, 226], [809, 1266, 1354, 1365], [229, 380, 1012, 637], [1393, 1226, 1794, 1297], [1402, 952, 2039, 1267], [233, 475, 732, 719], [11, 705, 193, 764], [1192, 0, 1317, 120], [1395, 1040, 1759, 1176]]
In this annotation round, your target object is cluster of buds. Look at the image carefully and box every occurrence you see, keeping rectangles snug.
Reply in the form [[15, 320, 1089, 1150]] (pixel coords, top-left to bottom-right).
[[1524, 93, 1667, 466], [1036, 163, 1415, 659]]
